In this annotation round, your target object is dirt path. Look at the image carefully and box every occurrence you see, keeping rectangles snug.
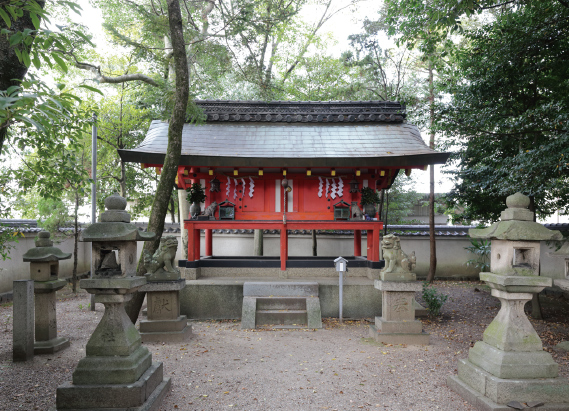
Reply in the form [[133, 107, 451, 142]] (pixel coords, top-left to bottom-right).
[[0, 281, 568, 410]]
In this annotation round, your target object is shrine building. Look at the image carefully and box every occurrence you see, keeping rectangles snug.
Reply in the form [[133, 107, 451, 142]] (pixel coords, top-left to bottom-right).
[[119, 100, 449, 319]]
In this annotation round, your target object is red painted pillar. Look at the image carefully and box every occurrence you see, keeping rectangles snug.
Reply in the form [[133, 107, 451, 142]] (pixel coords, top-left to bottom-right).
[[367, 229, 373, 260], [280, 227, 288, 271], [372, 227, 380, 262], [187, 222, 195, 261], [193, 228, 201, 261], [354, 229, 361, 256], [205, 229, 212, 256]]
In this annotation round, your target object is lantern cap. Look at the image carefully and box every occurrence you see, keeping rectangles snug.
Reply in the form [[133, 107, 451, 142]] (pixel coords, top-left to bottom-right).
[[22, 231, 71, 262]]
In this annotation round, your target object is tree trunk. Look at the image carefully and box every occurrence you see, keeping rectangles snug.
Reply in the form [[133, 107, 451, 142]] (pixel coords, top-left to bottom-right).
[[169, 191, 176, 223], [312, 230, 317, 256], [383, 191, 389, 236], [73, 191, 79, 293], [0, 2, 44, 153], [126, 0, 190, 324], [426, 60, 437, 283]]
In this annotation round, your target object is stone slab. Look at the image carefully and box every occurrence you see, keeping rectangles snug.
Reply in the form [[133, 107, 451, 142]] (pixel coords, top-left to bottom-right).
[[56, 362, 170, 410], [480, 272, 551, 293], [306, 296, 323, 329], [139, 316, 188, 333], [13, 280, 35, 362], [469, 341, 558, 379], [447, 374, 569, 411], [379, 272, 416, 282], [139, 279, 185, 292], [73, 345, 152, 385], [369, 325, 430, 345], [374, 280, 422, 292], [381, 290, 416, 321], [34, 336, 70, 355], [243, 281, 319, 297], [34, 279, 67, 292], [147, 291, 181, 321], [80, 276, 146, 292], [140, 325, 192, 343], [374, 318, 423, 334], [241, 296, 257, 329], [457, 358, 569, 404]]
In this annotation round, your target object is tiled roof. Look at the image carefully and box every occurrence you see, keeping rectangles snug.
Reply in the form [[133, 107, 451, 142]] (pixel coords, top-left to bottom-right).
[[119, 120, 448, 168]]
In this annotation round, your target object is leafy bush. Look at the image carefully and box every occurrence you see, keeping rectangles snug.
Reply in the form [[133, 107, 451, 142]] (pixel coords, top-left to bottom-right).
[[186, 182, 206, 204], [422, 282, 448, 317], [465, 238, 491, 272]]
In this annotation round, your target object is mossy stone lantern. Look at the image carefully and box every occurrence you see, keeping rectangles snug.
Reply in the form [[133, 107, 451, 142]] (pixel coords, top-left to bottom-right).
[[55, 193, 171, 411], [22, 231, 71, 354], [448, 192, 569, 409]]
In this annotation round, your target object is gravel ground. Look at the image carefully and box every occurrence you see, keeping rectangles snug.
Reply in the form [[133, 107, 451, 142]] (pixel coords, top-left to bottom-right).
[[1, 281, 568, 411]]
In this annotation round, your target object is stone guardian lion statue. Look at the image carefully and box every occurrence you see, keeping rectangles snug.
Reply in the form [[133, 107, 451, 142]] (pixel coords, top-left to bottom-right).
[[144, 236, 180, 280], [381, 234, 416, 273]]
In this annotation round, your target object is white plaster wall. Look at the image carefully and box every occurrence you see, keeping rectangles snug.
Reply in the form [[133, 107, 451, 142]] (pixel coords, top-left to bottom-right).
[[0, 233, 90, 295], [2, 231, 567, 295]]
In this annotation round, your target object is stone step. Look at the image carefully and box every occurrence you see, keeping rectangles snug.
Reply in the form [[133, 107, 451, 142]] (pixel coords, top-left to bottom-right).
[[255, 309, 308, 326], [243, 281, 319, 297], [256, 297, 307, 311]]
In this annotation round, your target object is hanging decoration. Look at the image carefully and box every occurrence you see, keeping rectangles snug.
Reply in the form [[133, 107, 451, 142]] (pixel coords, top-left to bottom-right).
[[325, 179, 330, 198], [318, 177, 323, 198], [241, 178, 246, 198], [331, 178, 337, 199], [249, 177, 255, 198], [226, 176, 231, 198], [337, 177, 344, 198]]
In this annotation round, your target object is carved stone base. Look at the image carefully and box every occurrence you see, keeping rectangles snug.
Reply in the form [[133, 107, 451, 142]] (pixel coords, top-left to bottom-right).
[[55, 362, 171, 411], [139, 315, 193, 343], [447, 359, 569, 410], [34, 336, 70, 355], [369, 325, 430, 345]]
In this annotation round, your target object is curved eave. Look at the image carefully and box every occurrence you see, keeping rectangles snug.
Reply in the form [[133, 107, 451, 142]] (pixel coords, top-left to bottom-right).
[[118, 150, 450, 168]]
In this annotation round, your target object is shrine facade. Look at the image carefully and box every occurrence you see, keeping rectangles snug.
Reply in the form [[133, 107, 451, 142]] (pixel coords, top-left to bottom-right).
[[119, 100, 449, 282]]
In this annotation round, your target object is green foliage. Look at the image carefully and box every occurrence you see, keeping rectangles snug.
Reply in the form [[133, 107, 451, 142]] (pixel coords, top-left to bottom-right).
[[422, 281, 448, 317], [437, 1, 569, 224], [465, 238, 491, 272], [360, 186, 381, 207], [380, 174, 423, 225], [186, 182, 206, 204]]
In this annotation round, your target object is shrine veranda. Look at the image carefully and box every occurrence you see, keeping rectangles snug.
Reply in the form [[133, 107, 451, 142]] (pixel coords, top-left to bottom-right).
[[119, 100, 449, 319]]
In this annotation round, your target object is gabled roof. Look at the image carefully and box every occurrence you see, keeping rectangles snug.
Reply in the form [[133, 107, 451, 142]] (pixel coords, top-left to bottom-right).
[[118, 100, 449, 168]]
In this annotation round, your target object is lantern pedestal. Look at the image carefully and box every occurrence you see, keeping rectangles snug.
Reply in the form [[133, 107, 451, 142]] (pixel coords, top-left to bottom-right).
[[369, 280, 429, 345], [34, 279, 69, 354]]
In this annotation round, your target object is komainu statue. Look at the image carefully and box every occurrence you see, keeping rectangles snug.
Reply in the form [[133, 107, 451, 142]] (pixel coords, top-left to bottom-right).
[[202, 201, 218, 217], [381, 234, 416, 273], [144, 236, 180, 280]]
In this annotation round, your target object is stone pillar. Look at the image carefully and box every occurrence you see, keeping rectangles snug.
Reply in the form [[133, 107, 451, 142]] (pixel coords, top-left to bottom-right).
[[254, 229, 263, 256], [12, 280, 35, 362]]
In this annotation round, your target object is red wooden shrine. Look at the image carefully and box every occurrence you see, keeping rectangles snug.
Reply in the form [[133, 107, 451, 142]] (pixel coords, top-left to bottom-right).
[[119, 100, 449, 271]]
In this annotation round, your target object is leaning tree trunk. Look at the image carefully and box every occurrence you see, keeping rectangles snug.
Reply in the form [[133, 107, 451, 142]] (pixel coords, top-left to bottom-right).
[[528, 195, 543, 319], [125, 0, 190, 324], [426, 59, 437, 283]]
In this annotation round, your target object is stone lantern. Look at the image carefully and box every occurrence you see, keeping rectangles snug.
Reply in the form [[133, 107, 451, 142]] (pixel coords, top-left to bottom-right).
[[22, 231, 71, 354], [55, 193, 171, 411], [448, 192, 569, 409]]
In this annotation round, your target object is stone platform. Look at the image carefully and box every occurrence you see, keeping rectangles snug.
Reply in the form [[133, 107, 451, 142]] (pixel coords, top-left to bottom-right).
[[179, 276, 426, 320], [55, 362, 171, 411]]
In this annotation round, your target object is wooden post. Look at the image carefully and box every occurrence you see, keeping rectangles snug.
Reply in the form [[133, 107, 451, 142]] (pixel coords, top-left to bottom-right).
[[193, 228, 201, 261], [205, 229, 212, 256], [354, 229, 361, 256], [280, 227, 288, 271]]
